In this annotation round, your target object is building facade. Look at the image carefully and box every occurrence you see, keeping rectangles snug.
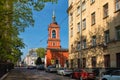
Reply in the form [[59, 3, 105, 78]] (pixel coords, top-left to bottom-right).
[[45, 13, 69, 68], [68, 0, 120, 69], [24, 49, 38, 66]]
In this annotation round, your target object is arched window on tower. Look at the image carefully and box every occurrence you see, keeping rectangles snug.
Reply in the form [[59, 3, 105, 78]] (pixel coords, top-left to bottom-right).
[[52, 30, 56, 38]]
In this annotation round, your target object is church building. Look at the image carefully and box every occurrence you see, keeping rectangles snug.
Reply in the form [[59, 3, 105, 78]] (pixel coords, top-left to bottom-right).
[[45, 12, 68, 68]]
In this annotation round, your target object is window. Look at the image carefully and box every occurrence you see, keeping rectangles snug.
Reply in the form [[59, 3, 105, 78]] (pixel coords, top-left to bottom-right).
[[116, 26, 120, 40], [116, 53, 120, 68], [66, 60, 69, 68], [78, 59, 80, 68], [77, 22, 80, 32], [71, 59, 73, 69], [104, 55, 110, 68], [71, 44, 74, 52], [70, 13, 73, 22], [90, 0, 95, 4], [104, 30, 110, 43], [56, 60, 59, 64], [83, 39, 86, 49], [53, 42, 56, 46], [82, 18, 86, 29], [91, 56, 96, 68], [91, 12, 95, 25], [82, 1, 86, 11], [83, 58, 86, 68], [103, 3, 108, 18], [115, 0, 120, 11], [92, 36, 96, 46], [112, 71, 120, 76], [77, 41, 81, 50], [71, 28, 73, 37], [52, 30, 56, 38], [77, 6, 80, 14]]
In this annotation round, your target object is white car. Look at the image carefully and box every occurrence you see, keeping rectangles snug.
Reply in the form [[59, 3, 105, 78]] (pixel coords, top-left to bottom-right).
[[57, 68, 64, 74], [45, 65, 57, 72], [57, 68, 73, 76], [101, 70, 120, 80]]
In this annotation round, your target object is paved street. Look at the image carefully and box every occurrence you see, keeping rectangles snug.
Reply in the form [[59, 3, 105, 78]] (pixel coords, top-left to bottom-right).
[[3, 67, 76, 80]]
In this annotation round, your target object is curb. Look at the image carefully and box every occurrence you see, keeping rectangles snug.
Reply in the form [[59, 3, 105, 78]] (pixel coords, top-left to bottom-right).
[[0, 72, 9, 80]]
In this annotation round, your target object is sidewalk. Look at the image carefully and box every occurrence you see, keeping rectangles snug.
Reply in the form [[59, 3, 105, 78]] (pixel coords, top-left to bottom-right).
[[0, 68, 27, 80]]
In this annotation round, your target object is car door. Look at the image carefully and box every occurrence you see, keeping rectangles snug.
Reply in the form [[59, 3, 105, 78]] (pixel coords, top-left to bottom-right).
[[73, 69, 81, 78], [110, 70, 120, 80]]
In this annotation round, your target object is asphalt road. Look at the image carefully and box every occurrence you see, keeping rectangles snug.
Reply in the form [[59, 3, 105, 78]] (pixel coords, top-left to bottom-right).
[[2, 67, 76, 80]]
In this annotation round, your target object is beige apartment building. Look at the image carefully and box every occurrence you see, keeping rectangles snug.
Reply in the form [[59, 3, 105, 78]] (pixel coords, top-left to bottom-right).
[[68, 0, 120, 69]]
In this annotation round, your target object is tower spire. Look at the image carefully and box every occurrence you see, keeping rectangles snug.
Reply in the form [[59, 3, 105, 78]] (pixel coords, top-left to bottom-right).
[[52, 10, 56, 22]]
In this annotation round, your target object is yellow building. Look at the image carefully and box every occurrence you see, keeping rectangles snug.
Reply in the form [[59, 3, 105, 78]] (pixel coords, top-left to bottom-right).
[[68, 0, 120, 69]]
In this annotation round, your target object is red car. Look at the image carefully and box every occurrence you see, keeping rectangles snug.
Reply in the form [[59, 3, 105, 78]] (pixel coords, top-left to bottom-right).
[[70, 69, 96, 80]]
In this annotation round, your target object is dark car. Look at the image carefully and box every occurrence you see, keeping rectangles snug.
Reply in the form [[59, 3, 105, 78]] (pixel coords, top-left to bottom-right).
[[27, 65, 36, 69], [36, 64, 45, 70], [70, 69, 96, 80]]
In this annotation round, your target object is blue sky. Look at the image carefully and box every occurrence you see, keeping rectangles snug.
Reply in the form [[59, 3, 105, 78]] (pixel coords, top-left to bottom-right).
[[20, 0, 68, 59]]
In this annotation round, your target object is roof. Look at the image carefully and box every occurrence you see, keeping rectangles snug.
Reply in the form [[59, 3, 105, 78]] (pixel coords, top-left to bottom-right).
[[50, 48, 68, 52]]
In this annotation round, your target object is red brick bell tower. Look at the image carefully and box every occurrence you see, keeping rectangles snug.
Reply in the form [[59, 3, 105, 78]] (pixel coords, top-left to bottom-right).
[[47, 11, 61, 49], [45, 11, 68, 68]]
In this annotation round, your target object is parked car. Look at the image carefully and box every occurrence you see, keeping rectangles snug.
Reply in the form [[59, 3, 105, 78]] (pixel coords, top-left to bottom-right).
[[57, 68, 64, 74], [102, 69, 114, 75], [70, 68, 96, 80], [57, 68, 73, 76], [45, 65, 57, 72], [27, 65, 36, 69], [101, 70, 120, 80], [36, 64, 45, 70]]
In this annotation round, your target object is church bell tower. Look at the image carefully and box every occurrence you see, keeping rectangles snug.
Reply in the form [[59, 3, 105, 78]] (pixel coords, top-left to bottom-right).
[[47, 11, 61, 49]]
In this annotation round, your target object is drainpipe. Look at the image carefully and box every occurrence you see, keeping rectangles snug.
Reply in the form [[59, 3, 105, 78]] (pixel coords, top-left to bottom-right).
[[80, 0, 83, 69]]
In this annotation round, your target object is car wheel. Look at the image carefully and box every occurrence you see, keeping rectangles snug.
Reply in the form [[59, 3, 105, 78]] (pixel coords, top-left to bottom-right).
[[79, 77, 82, 80], [61, 72, 64, 76], [70, 74, 73, 78], [102, 78, 107, 80]]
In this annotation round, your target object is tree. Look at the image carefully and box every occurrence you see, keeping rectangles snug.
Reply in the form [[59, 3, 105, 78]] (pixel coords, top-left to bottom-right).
[[36, 48, 45, 58], [13, 0, 57, 32], [0, 0, 57, 63], [35, 57, 42, 65]]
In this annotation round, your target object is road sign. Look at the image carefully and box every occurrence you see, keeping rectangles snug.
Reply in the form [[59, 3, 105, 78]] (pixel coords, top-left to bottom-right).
[[51, 59, 55, 64]]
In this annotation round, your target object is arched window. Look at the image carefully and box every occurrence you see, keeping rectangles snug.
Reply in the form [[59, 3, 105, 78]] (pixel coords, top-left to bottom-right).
[[52, 30, 56, 38]]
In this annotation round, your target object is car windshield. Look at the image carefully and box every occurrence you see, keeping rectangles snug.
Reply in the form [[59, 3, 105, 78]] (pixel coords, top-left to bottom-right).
[[111, 70, 120, 76], [48, 66, 55, 68], [59, 68, 64, 70], [104, 70, 114, 75], [74, 69, 87, 72]]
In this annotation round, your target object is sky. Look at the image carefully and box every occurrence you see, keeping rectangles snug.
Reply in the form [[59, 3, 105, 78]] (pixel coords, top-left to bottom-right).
[[19, 0, 68, 59]]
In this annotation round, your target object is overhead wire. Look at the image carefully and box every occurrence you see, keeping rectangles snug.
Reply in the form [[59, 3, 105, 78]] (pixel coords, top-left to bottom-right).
[[39, 0, 79, 46]]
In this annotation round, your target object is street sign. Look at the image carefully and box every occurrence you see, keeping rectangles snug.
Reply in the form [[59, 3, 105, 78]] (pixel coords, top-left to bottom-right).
[[51, 59, 54, 64]]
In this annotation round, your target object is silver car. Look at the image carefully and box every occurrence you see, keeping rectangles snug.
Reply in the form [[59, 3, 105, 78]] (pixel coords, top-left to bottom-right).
[[57, 68, 73, 76], [101, 70, 120, 80], [45, 65, 57, 72]]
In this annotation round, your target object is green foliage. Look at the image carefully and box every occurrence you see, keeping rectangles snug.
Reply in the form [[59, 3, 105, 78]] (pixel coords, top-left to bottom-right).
[[36, 48, 45, 58], [0, 0, 57, 63], [35, 57, 42, 65], [13, 0, 57, 32]]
